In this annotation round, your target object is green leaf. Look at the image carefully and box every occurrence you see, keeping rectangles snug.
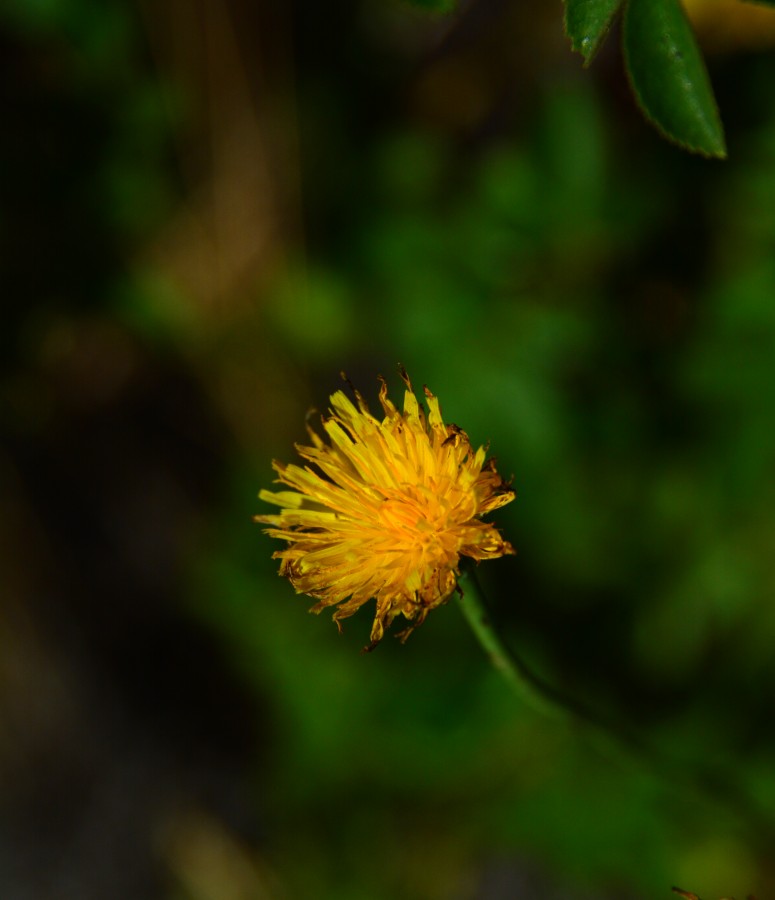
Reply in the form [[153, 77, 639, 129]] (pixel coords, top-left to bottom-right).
[[563, 0, 625, 64], [623, 0, 726, 158]]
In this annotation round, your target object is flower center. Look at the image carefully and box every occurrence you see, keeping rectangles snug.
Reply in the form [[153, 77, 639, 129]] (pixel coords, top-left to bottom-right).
[[376, 492, 454, 564]]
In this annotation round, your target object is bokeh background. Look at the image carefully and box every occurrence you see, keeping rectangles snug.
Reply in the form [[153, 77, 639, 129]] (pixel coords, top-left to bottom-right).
[[3, 0, 775, 897]]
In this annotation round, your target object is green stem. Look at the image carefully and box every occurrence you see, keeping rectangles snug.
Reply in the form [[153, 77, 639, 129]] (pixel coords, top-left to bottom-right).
[[457, 564, 567, 719], [457, 563, 632, 738], [456, 561, 775, 846]]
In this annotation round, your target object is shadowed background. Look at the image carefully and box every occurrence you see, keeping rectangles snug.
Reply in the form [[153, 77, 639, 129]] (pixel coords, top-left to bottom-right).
[[2, 0, 775, 897]]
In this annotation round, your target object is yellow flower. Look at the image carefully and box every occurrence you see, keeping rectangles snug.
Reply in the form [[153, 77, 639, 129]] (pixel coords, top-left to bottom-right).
[[255, 369, 515, 650]]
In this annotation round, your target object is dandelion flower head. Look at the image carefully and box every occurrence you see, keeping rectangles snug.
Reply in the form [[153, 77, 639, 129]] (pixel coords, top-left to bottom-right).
[[255, 369, 515, 650]]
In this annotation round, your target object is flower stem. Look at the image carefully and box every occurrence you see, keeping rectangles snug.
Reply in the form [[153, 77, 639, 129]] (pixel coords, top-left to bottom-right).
[[456, 561, 775, 844], [456, 565, 567, 719], [457, 563, 684, 758], [457, 563, 618, 729]]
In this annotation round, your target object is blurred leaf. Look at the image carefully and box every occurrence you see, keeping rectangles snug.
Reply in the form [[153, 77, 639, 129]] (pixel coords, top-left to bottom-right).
[[537, 83, 607, 234], [623, 0, 726, 158], [399, 0, 456, 10], [374, 133, 450, 205], [563, 0, 624, 64], [268, 266, 356, 361], [1, 0, 66, 32]]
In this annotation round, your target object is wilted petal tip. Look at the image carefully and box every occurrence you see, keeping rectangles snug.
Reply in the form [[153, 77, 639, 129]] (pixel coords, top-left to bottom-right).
[[256, 371, 515, 647]]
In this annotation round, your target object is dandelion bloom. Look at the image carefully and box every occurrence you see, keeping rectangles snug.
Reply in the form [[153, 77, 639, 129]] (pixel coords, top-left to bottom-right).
[[255, 369, 515, 650]]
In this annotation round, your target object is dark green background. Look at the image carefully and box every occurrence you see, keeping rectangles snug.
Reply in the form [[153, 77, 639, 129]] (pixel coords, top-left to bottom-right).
[[2, 1, 775, 897]]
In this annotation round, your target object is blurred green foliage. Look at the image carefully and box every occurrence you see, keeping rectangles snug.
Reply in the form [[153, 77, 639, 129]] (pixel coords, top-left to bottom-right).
[[4, 0, 775, 898], [400, 0, 458, 11]]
